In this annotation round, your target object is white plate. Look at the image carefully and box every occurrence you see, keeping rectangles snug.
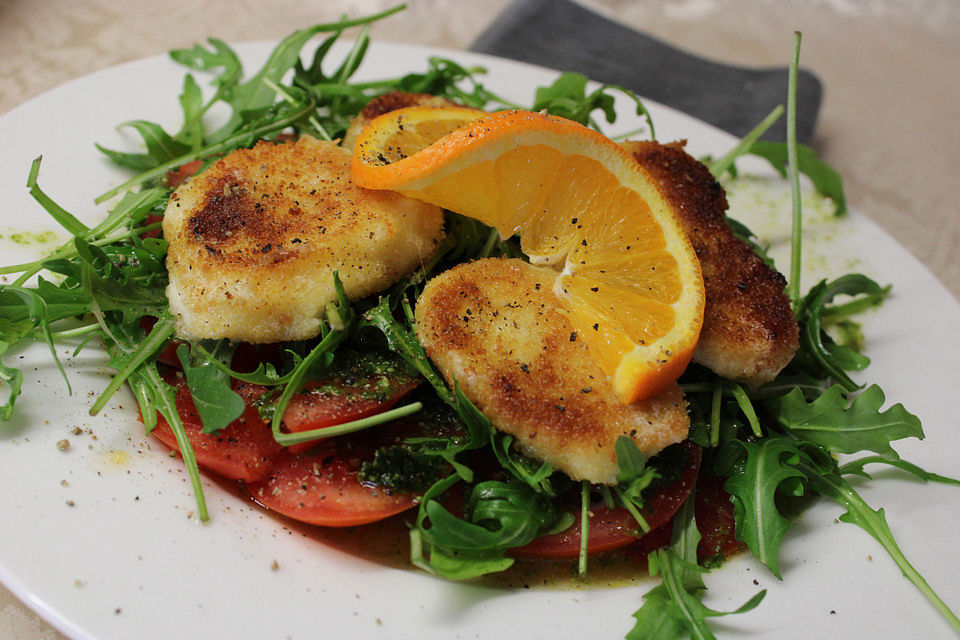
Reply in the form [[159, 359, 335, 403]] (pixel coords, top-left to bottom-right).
[[1, 40, 959, 640]]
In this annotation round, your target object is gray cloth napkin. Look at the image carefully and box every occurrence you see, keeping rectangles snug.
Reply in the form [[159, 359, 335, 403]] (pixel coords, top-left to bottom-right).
[[471, 0, 822, 143]]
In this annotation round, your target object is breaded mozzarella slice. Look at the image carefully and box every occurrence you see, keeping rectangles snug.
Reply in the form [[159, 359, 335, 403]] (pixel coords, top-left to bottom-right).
[[415, 258, 689, 485], [163, 136, 444, 342]]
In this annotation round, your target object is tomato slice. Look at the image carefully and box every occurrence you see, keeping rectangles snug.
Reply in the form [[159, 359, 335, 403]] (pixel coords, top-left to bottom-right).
[[281, 352, 420, 454], [166, 159, 204, 188], [628, 521, 674, 560], [245, 411, 456, 527], [623, 469, 744, 563], [694, 472, 743, 562], [150, 374, 283, 482], [244, 448, 416, 527], [141, 213, 164, 240], [511, 441, 702, 559]]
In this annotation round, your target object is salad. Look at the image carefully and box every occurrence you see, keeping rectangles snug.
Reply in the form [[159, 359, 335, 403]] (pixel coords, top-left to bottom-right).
[[1, 8, 958, 639]]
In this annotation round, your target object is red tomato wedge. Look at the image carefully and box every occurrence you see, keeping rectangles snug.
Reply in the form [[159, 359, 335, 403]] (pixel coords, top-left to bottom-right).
[[281, 353, 420, 454], [150, 374, 283, 482], [245, 411, 458, 527], [511, 441, 702, 559]]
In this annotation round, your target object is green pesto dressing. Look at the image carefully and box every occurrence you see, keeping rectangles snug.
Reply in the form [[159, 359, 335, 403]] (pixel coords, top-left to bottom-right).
[[0, 229, 59, 245], [307, 350, 417, 401]]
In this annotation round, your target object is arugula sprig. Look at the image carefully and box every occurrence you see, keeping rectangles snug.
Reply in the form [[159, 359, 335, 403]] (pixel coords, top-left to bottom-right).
[[95, 7, 404, 202], [628, 494, 766, 639], [533, 72, 656, 139], [410, 474, 560, 580], [770, 384, 922, 457], [719, 435, 960, 634], [176, 341, 244, 434], [260, 274, 426, 448], [794, 274, 888, 391], [614, 436, 658, 534]]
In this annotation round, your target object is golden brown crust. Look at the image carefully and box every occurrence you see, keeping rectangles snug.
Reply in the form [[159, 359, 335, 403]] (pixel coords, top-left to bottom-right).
[[415, 258, 689, 484], [340, 91, 464, 150], [621, 140, 799, 384], [163, 136, 444, 342]]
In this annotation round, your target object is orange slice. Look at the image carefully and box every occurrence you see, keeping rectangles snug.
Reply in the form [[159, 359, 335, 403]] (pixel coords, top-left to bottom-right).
[[351, 107, 704, 403]]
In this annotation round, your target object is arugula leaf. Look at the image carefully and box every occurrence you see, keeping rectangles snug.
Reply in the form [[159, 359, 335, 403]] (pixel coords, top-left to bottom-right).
[[0, 287, 75, 407], [795, 274, 888, 390], [95, 144, 164, 172], [364, 293, 453, 405], [90, 314, 175, 416], [0, 279, 91, 325], [97, 99, 315, 203], [365, 292, 517, 484], [268, 274, 356, 444], [1, 168, 169, 421], [170, 37, 243, 89], [717, 437, 805, 578], [616, 435, 649, 483], [750, 139, 847, 216], [821, 285, 891, 323], [120, 120, 191, 163], [0, 317, 33, 420], [75, 238, 168, 325], [411, 533, 514, 580], [729, 383, 763, 437], [174, 74, 205, 150], [397, 57, 509, 110], [176, 341, 244, 434], [533, 73, 614, 125], [99, 317, 209, 520], [412, 477, 558, 579], [630, 549, 765, 640], [707, 105, 783, 178], [532, 72, 655, 138], [204, 7, 403, 143], [772, 384, 923, 456], [628, 497, 766, 640], [614, 436, 658, 528], [491, 431, 555, 494], [792, 449, 960, 634], [25, 157, 89, 236], [292, 30, 343, 86], [668, 492, 705, 591], [839, 455, 960, 485], [712, 432, 960, 633]]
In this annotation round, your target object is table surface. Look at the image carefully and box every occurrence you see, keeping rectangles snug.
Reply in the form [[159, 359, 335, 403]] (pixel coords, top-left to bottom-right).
[[1, 1, 958, 638]]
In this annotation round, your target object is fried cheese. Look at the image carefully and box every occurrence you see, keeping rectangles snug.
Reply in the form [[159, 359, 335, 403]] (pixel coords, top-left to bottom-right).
[[622, 140, 799, 384], [415, 258, 689, 485], [163, 136, 444, 342]]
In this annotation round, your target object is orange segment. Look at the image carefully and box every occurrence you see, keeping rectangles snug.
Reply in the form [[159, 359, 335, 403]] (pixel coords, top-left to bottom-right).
[[352, 108, 705, 403]]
